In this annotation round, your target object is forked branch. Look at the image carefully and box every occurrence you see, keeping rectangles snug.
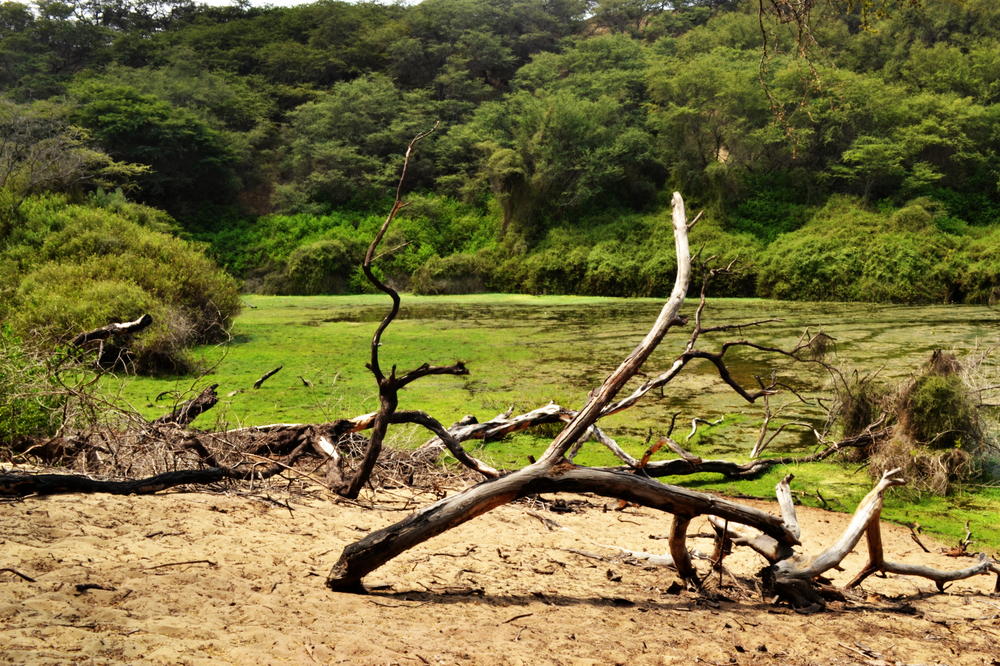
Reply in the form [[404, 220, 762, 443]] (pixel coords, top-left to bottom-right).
[[332, 122, 496, 498]]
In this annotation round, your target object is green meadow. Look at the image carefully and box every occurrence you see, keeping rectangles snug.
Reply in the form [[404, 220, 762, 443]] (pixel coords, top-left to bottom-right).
[[109, 294, 1000, 552]]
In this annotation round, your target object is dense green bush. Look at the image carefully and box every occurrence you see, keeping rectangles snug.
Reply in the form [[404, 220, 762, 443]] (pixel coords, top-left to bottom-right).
[[0, 326, 64, 449], [757, 197, 960, 303], [957, 227, 1000, 304], [411, 251, 494, 295], [902, 374, 980, 450], [1, 195, 240, 374], [272, 239, 366, 295]]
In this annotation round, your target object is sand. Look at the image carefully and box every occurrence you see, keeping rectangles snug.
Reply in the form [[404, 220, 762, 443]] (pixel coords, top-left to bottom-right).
[[2, 484, 999, 665]]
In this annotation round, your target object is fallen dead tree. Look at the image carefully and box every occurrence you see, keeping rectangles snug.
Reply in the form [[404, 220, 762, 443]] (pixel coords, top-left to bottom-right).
[[70, 313, 153, 371], [323, 191, 1000, 607]]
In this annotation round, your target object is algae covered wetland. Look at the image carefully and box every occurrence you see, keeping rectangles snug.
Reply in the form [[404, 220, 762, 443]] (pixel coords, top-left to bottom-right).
[[112, 294, 1000, 550]]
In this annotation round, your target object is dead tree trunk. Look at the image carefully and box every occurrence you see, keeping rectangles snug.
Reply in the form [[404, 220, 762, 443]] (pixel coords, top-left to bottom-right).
[[326, 193, 1000, 604], [329, 123, 497, 498], [153, 384, 219, 427]]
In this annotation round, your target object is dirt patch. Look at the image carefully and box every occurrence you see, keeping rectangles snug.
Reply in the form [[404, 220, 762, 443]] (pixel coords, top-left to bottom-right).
[[2, 487, 998, 665]]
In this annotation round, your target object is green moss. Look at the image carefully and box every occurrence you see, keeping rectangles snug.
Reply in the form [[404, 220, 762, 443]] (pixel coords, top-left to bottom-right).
[[104, 295, 1000, 551]]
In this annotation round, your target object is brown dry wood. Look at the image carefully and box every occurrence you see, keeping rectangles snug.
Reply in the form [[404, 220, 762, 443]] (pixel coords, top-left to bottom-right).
[[627, 427, 890, 480], [69, 313, 154, 370], [414, 393, 886, 479], [0, 568, 36, 582], [327, 193, 744, 592], [669, 514, 699, 586], [153, 385, 219, 427], [0, 440, 313, 498], [773, 469, 904, 584], [775, 474, 800, 541], [0, 467, 238, 496], [330, 123, 491, 499], [848, 508, 1000, 592], [252, 366, 283, 390], [708, 516, 787, 563]]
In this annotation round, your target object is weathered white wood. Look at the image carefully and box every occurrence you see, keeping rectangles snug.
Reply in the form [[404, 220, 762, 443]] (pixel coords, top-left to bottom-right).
[[772, 469, 904, 581], [775, 474, 801, 541]]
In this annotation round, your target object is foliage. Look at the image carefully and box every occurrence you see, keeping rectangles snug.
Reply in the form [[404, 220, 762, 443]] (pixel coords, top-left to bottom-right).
[[835, 350, 994, 494], [68, 79, 241, 215], [0, 97, 147, 231], [465, 89, 661, 241], [276, 74, 439, 212], [756, 196, 961, 303], [273, 239, 366, 296], [0, 0, 997, 304], [0, 325, 64, 449], [0, 194, 240, 374], [900, 373, 980, 450], [411, 251, 495, 295]]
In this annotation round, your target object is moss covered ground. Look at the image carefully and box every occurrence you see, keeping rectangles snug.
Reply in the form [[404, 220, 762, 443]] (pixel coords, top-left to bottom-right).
[[107, 294, 1000, 552]]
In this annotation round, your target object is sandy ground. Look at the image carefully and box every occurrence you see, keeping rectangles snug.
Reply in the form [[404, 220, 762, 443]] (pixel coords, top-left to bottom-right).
[[2, 482, 999, 665]]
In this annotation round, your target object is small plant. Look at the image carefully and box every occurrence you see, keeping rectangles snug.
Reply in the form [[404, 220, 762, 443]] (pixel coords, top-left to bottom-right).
[[864, 351, 992, 494], [900, 373, 979, 449]]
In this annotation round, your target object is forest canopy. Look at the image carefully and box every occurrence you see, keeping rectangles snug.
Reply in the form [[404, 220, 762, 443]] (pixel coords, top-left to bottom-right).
[[1, 0, 999, 330]]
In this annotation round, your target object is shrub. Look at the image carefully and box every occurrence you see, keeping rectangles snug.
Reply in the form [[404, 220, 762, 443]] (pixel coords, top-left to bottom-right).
[[758, 196, 959, 303], [520, 246, 590, 295], [0, 326, 65, 450], [868, 436, 976, 496], [582, 242, 645, 296], [899, 373, 980, 450], [273, 239, 363, 295], [863, 352, 990, 494], [411, 252, 494, 295], [956, 227, 1000, 304], [1, 196, 240, 374]]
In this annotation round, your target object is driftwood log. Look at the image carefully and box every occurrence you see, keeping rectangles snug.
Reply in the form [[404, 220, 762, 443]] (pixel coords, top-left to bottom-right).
[[70, 313, 153, 370], [153, 384, 220, 427]]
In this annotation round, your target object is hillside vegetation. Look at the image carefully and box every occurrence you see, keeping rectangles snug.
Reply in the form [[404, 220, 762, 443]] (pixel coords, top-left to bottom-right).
[[2, 0, 999, 350]]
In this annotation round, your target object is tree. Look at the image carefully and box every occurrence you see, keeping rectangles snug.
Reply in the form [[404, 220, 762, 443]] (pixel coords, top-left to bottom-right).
[[0, 98, 145, 233], [467, 89, 661, 241], [68, 80, 240, 215], [277, 74, 439, 212], [592, 0, 673, 36]]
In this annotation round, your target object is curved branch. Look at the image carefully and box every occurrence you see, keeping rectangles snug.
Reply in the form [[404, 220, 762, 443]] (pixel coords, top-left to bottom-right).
[[537, 192, 691, 465]]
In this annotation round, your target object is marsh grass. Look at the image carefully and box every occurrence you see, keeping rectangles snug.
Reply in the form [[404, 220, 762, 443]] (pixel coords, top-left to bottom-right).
[[105, 294, 1000, 551]]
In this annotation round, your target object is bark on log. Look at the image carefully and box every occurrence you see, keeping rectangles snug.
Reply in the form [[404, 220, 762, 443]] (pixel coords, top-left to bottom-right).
[[70, 314, 153, 370], [153, 385, 219, 427], [70, 314, 153, 347], [327, 460, 798, 593], [0, 468, 238, 496]]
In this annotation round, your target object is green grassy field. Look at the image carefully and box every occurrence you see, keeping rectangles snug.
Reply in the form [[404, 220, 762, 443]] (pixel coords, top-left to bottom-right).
[[107, 294, 1000, 552]]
